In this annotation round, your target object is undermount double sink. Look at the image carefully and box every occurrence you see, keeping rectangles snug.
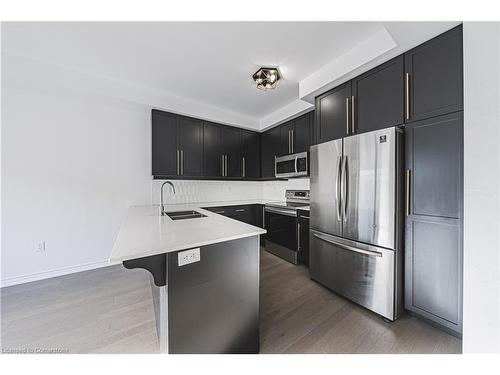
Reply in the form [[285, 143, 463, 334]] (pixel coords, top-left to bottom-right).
[[164, 210, 207, 220]]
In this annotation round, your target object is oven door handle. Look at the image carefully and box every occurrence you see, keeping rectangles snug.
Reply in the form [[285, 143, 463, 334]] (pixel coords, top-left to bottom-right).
[[265, 207, 297, 217]]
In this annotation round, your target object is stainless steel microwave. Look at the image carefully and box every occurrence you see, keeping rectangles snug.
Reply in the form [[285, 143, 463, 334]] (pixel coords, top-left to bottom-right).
[[275, 152, 308, 178]]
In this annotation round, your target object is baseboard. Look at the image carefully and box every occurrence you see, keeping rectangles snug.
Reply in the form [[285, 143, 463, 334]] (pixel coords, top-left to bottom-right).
[[0, 259, 121, 288]]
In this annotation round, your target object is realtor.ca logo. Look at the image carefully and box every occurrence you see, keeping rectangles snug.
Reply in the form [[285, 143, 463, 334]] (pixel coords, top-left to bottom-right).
[[1, 347, 69, 354]]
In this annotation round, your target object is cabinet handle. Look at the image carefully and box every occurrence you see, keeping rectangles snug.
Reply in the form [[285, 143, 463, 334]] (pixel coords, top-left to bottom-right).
[[291, 129, 294, 153], [405, 169, 411, 216], [345, 97, 350, 134], [405, 73, 411, 120], [235, 209, 245, 212], [221, 155, 224, 177], [297, 222, 301, 251], [351, 95, 355, 134], [180, 150, 184, 175], [288, 129, 291, 154], [224, 155, 228, 177], [242, 157, 246, 178], [176, 149, 180, 175]]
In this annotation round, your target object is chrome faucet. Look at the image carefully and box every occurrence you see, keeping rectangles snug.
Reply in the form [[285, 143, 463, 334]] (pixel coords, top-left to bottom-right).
[[160, 181, 176, 216]]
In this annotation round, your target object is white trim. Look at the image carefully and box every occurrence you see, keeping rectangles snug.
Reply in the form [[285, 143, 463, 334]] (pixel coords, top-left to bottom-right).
[[0, 260, 121, 288]]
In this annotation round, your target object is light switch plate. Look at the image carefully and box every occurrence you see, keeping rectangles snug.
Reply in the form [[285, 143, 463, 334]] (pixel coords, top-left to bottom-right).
[[178, 248, 201, 266]]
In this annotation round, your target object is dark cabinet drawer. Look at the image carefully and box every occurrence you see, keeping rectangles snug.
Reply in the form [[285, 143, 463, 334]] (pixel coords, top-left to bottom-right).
[[204, 205, 258, 226]]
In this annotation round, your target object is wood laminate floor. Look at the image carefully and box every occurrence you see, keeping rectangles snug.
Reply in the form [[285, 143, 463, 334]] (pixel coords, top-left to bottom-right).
[[1, 249, 462, 354]]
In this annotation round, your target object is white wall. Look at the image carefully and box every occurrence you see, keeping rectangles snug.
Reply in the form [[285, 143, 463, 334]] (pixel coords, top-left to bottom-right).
[[1, 83, 153, 286], [463, 22, 500, 353]]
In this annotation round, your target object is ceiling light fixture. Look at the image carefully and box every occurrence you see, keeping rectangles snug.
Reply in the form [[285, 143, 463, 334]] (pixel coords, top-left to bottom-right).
[[252, 67, 282, 91]]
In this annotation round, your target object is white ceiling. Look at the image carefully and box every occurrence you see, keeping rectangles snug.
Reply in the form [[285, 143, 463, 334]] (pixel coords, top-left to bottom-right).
[[2, 21, 460, 130]]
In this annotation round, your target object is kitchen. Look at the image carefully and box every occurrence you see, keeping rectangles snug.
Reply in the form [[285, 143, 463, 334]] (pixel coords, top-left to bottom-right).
[[1, 15, 499, 368]]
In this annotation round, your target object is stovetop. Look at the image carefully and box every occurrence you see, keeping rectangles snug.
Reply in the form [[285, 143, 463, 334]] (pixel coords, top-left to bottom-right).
[[265, 190, 310, 211], [266, 201, 309, 209]]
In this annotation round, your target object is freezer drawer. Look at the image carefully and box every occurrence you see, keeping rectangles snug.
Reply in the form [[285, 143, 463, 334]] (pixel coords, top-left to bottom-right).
[[309, 230, 399, 320]]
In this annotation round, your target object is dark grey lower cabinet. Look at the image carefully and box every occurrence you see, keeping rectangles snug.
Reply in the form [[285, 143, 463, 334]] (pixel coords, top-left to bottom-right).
[[167, 236, 260, 353], [404, 111, 463, 335]]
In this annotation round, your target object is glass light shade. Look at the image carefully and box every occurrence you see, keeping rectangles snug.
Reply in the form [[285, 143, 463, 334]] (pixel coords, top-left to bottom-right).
[[252, 67, 282, 91]]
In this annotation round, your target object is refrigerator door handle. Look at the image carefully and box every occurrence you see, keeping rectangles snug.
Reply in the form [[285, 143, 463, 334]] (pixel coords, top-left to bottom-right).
[[312, 232, 383, 257], [335, 156, 342, 221], [341, 156, 348, 222]]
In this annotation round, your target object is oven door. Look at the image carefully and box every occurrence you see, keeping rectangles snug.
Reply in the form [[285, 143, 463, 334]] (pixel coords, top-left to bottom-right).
[[264, 207, 298, 264]]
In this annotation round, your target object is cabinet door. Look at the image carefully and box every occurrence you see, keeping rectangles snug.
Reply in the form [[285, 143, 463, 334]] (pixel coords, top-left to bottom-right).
[[352, 55, 404, 134], [405, 111, 463, 334], [178, 116, 203, 177], [315, 82, 351, 144], [280, 121, 294, 155], [221, 127, 241, 178], [293, 113, 311, 153], [241, 130, 260, 179], [152, 110, 178, 177], [405, 25, 463, 122], [203, 122, 223, 178], [260, 126, 281, 178]]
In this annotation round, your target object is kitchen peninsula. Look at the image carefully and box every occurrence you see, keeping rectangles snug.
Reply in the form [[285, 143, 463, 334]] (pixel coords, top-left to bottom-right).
[[109, 203, 266, 354]]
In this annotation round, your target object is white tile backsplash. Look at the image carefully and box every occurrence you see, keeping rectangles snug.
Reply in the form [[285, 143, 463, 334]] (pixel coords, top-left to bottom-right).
[[151, 178, 310, 205]]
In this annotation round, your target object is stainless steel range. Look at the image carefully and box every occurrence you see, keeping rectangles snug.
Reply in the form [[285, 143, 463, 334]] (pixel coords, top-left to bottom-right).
[[264, 190, 310, 264]]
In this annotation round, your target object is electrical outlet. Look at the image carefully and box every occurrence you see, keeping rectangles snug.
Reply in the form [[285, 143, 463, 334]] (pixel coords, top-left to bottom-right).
[[178, 248, 200, 266], [36, 241, 46, 253]]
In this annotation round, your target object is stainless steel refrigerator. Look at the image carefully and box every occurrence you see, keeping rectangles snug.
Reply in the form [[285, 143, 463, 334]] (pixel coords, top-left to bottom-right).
[[309, 127, 404, 321]]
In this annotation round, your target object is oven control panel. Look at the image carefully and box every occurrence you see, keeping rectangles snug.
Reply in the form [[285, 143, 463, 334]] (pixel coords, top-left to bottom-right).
[[285, 190, 310, 202]]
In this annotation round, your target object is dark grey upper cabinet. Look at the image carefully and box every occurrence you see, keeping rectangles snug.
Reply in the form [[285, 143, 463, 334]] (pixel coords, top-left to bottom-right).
[[203, 122, 223, 178], [404, 25, 463, 122], [178, 116, 203, 177], [405, 111, 463, 334], [221, 126, 241, 178], [152, 110, 178, 176], [293, 113, 311, 153], [315, 82, 351, 143], [261, 126, 280, 178], [309, 111, 316, 146], [241, 130, 260, 179], [352, 55, 404, 134]]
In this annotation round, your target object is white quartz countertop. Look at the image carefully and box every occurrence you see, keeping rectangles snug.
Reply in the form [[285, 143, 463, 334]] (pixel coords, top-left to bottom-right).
[[109, 202, 268, 263]]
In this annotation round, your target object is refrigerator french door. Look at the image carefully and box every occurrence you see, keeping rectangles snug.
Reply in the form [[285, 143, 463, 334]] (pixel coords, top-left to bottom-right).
[[309, 127, 403, 321]]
